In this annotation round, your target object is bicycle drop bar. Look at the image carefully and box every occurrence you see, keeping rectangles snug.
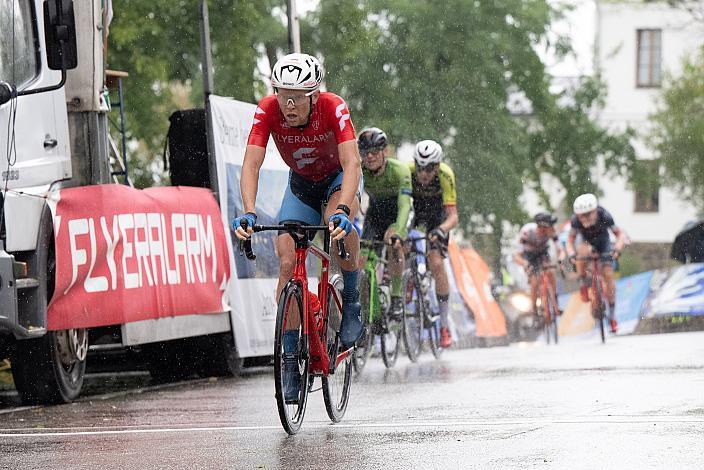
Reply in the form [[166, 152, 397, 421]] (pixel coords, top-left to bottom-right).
[[239, 223, 349, 260]]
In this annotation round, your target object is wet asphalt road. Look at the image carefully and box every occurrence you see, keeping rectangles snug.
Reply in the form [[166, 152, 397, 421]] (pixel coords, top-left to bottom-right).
[[1, 331, 703, 469]]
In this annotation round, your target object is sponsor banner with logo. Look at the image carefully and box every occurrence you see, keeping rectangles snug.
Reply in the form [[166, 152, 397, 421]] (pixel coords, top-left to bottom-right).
[[447, 241, 508, 338], [642, 263, 704, 317], [47, 185, 231, 331], [210, 95, 289, 357]]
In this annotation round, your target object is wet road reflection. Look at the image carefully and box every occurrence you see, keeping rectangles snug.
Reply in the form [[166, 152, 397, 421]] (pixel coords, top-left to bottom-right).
[[1, 332, 704, 469]]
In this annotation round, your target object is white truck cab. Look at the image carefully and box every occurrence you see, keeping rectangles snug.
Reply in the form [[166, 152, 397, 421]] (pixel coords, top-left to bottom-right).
[[0, 1, 239, 404]]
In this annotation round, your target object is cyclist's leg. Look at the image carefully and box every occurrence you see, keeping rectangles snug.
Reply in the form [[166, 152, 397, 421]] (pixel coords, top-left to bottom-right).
[[276, 180, 324, 300], [594, 235, 617, 330], [325, 172, 363, 347], [427, 248, 449, 320], [528, 270, 539, 315], [575, 239, 592, 302]]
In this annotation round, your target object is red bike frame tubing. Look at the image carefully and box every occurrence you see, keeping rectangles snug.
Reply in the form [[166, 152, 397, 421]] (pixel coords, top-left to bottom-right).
[[291, 242, 350, 371]]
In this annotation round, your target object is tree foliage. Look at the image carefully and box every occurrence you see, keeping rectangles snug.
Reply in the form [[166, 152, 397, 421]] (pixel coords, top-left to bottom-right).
[[107, 0, 286, 187], [303, 0, 634, 234], [649, 50, 704, 212]]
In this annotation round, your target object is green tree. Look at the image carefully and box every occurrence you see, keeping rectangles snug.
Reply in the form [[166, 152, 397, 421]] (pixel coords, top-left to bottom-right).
[[107, 0, 286, 187], [649, 50, 704, 213]]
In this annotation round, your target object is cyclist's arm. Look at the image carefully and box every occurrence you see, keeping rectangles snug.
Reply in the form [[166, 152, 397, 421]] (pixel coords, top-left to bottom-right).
[[392, 165, 413, 237], [241, 145, 265, 213], [566, 229, 578, 257], [439, 163, 458, 232], [514, 250, 528, 268], [611, 225, 626, 252], [336, 140, 361, 210], [439, 205, 458, 233]]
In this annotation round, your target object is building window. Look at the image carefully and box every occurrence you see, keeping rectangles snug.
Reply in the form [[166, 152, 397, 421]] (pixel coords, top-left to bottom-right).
[[634, 160, 660, 213], [636, 29, 662, 87]]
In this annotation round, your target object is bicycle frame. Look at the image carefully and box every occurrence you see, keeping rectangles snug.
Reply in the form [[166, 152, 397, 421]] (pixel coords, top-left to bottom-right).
[[243, 225, 351, 376], [359, 242, 386, 324]]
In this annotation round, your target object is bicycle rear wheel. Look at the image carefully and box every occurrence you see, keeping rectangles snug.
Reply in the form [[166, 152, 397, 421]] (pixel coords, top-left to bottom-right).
[[401, 269, 422, 362], [353, 271, 373, 375], [323, 275, 352, 422], [274, 281, 310, 435], [546, 286, 559, 345]]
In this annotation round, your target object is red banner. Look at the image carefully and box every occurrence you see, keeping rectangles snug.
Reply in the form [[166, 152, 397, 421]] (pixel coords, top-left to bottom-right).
[[47, 185, 231, 331]]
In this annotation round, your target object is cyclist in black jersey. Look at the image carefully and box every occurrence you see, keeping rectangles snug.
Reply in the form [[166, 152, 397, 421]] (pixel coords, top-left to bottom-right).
[[566, 193, 626, 333], [408, 140, 459, 348]]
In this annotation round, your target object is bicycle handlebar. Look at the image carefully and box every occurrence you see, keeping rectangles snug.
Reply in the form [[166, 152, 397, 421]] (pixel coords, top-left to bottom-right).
[[238, 222, 348, 261]]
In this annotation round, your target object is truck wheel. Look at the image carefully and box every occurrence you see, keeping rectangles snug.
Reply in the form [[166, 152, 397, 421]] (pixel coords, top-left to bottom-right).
[[11, 328, 88, 405]]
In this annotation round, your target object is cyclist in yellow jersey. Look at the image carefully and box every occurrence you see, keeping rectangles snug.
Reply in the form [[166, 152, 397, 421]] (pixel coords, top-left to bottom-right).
[[407, 140, 459, 348]]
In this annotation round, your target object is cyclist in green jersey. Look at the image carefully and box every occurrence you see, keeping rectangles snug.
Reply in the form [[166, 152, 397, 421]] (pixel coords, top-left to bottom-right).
[[358, 127, 412, 318], [408, 140, 459, 348]]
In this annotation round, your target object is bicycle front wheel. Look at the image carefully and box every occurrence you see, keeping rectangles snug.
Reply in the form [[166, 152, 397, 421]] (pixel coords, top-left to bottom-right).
[[593, 278, 606, 344], [401, 269, 422, 362], [274, 281, 310, 435], [322, 275, 352, 422], [380, 297, 401, 369]]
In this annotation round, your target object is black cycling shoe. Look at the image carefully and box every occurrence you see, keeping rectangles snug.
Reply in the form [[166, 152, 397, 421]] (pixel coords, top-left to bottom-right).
[[339, 300, 362, 349]]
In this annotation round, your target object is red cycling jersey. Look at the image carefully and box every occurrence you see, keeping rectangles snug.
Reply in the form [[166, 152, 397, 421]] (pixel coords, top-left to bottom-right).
[[247, 92, 356, 182]]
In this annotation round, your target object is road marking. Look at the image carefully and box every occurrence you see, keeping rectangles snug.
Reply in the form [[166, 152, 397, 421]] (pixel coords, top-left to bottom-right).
[[1, 415, 703, 437]]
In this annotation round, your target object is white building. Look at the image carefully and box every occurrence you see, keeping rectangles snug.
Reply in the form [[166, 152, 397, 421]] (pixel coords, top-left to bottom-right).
[[595, 0, 702, 246]]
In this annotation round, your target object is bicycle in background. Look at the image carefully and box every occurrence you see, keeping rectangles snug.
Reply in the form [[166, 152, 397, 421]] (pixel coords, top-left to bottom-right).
[[576, 251, 615, 344], [402, 232, 445, 361], [530, 262, 563, 345], [241, 222, 353, 434], [354, 239, 402, 373]]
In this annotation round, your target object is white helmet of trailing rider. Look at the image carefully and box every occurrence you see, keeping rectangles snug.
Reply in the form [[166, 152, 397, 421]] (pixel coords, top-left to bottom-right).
[[573, 193, 598, 215], [413, 140, 443, 167], [270, 53, 324, 92]]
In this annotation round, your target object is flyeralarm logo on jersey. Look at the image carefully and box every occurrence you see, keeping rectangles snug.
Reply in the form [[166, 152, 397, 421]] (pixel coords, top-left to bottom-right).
[[46, 185, 231, 331]]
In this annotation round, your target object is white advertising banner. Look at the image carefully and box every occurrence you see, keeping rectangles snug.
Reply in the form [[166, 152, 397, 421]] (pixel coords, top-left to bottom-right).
[[210, 95, 289, 357]]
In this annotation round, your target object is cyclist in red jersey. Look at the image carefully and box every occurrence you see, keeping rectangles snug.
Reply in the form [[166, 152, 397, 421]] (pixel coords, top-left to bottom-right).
[[232, 54, 363, 400]]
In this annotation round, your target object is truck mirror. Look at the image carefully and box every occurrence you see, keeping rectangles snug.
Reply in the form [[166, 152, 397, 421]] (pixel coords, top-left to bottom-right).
[[43, 0, 78, 70]]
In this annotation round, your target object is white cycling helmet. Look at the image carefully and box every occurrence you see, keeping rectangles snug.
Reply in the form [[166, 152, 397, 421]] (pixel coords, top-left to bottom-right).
[[413, 140, 443, 167], [573, 193, 598, 214], [271, 53, 324, 92]]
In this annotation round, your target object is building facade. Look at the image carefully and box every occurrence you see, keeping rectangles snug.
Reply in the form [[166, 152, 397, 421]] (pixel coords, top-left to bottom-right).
[[595, 1, 702, 266]]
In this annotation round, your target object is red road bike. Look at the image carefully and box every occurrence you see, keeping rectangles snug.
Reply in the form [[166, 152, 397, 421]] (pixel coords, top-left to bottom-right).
[[242, 223, 353, 434], [533, 262, 562, 345], [576, 252, 614, 344]]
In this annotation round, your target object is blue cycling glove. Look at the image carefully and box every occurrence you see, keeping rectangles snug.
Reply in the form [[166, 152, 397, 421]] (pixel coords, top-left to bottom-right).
[[232, 212, 257, 232], [328, 212, 353, 237]]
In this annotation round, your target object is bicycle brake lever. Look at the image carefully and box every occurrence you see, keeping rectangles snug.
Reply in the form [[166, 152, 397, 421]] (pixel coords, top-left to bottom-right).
[[239, 220, 256, 261]]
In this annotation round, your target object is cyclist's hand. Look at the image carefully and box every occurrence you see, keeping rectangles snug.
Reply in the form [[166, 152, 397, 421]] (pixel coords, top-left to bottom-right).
[[329, 212, 352, 241], [568, 253, 577, 265], [231, 212, 256, 240], [429, 227, 448, 243], [612, 249, 621, 260]]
